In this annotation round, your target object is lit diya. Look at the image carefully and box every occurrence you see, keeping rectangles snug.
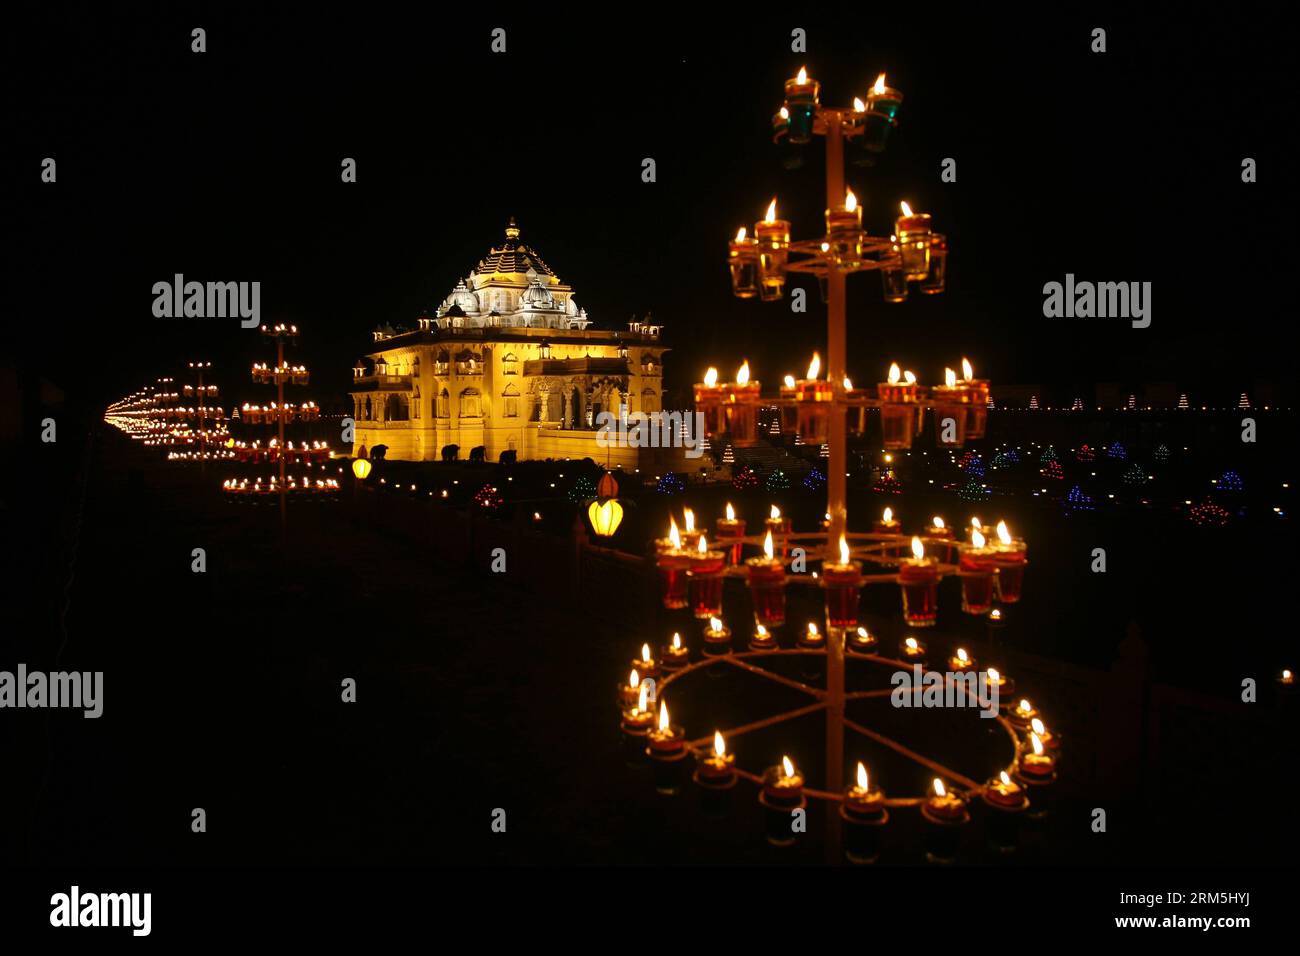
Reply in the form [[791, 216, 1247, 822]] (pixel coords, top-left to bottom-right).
[[899, 635, 927, 667], [620, 682, 656, 737], [749, 623, 778, 652], [687, 534, 726, 620], [799, 621, 825, 649], [646, 700, 689, 795], [1029, 717, 1059, 752], [822, 534, 864, 630], [991, 520, 1028, 603], [959, 528, 999, 615], [654, 516, 691, 610], [745, 530, 786, 627], [794, 352, 833, 446], [631, 642, 659, 680], [764, 504, 790, 558], [841, 762, 889, 865], [1017, 732, 1057, 781], [930, 367, 969, 449], [982, 771, 1029, 852], [878, 363, 920, 450], [949, 647, 975, 672], [693, 731, 737, 790], [702, 615, 732, 657], [848, 626, 878, 654], [921, 777, 970, 864], [662, 632, 689, 670], [618, 667, 645, 709], [984, 667, 1013, 698], [899, 537, 940, 627], [715, 502, 746, 564], [1009, 698, 1038, 731]]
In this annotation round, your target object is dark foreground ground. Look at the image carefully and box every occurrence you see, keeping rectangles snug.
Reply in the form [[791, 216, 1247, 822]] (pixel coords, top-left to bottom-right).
[[4, 421, 1295, 869]]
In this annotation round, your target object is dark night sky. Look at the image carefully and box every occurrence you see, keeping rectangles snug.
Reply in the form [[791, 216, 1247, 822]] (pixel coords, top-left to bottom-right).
[[8, 6, 1295, 411]]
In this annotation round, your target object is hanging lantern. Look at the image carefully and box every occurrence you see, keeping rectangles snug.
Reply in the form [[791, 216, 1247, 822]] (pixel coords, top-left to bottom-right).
[[588, 498, 624, 538], [782, 66, 819, 144], [352, 458, 372, 480]]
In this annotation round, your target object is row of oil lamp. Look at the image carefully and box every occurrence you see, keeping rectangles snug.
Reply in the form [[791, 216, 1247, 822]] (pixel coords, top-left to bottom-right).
[[127, 406, 229, 421], [224, 439, 332, 464], [251, 362, 310, 385], [730, 196, 945, 300], [618, 637, 1058, 859], [237, 402, 321, 424], [653, 505, 1027, 629], [774, 67, 903, 171], [222, 476, 341, 495], [695, 356, 989, 449]]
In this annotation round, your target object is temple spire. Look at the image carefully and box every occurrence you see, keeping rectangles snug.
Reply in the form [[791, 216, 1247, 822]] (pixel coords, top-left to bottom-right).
[[505, 216, 520, 240]]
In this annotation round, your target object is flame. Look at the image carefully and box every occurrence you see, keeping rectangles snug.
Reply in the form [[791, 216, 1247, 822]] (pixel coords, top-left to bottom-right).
[[900, 200, 914, 217], [911, 536, 924, 560], [1031, 717, 1046, 737], [1030, 732, 1044, 756], [637, 682, 649, 712], [883, 506, 894, 522], [684, 508, 695, 533], [764, 530, 774, 560], [888, 362, 901, 384], [932, 516, 945, 529], [782, 756, 796, 778], [906, 637, 919, 650], [807, 622, 819, 638], [857, 762, 869, 790], [857, 627, 870, 640], [783, 374, 796, 388], [796, 66, 808, 85], [990, 609, 1002, 621], [725, 502, 736, 521], [806, 352, 822, 379], [735, 227, 747, 242], [779, 106, 789, 119], [903, 370, 917, 385], [971, 517, 982, 529], [672, 632, 682, 650], [1000, 771, 1012, 786], [853, 96, 866, 112], [703, 367, 718, 387], [843, 376, 854, 390], [710, 616, 723, 631], [956, 648, 969, 664], [658, 701, 670, 732], [668, 516, 681, 550], [770, 504, 781, 520], [996, 520, 1012, 545], [629, 669, 640, 690], [933, 778, 947, 797], [736, 360, 750, 385], [697, 535, 708, 554], [714, 732, 726, 758], [988, 668, 1001, 682], [972, 529, 986, 548], [839, 534, 850, 565], [945, 367, 957, 388], [641, 643, 652, 663], [756, 624, 768, 637], [844, 188, 858, 212], [873, 73, 887, 95], [1019, 699, 1032, 713], [962, 357, 974, 381], [765, 198, 778, 222]]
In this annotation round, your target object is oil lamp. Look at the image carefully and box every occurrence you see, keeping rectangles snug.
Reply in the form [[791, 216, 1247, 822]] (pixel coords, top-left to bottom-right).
[[896, 200, 932, 280], [991, 520, 1028, 603], [959, 358, 990, 437], [899, 635, 927, 667], [920, 235, 948, 294], [755, 199, 791, 301], [878, 363, 920, 449], [702, 615, 733, 657], [646, 700, 688, 794], [861, 72, 903, 152], [745, 530, 787, 627], [715, 502, 746, 565], [662, 632, 689, 671], [724, 360, 762, 446], [778, 373, 800, 438], [764, 504, 790, 558], [783, 66, 819, 143], [921, 777, 970, 863], [728, 227, 760, 298], [843, 376, 868, 433], [949, 647, 974, 672], [848, 626, 878, 654], [1018, 732, 1057, 779], [1029, 717, 1059, 753], [927, 514, 955, 563], [799, 621, 825, 649], [899, 536, 940, 627], [826, 188, 864, 269], [882, 237, 909, 303], [771, 105, 803, 170], [695, 367, 728, 439], [694, 731, 738, 789], [931, 367, 969, 448], [841, 761, 888, 864], [874, 506, 900, 535], [620, 682, 656, 764], [982, 770, 1029, 851], [795, 352, 834, 445], [959, 528, 999, 615], [1009, 698, 1038, 731], [654, 517, 691, 610], [749, 623, 778, 652], [822, 534, 864, 629], [631, 642, 659, 680], [687, 535, 727, 620], [618, 667, 644, 709], [760, 755, 807, 846], [680, 508, 703, 552]]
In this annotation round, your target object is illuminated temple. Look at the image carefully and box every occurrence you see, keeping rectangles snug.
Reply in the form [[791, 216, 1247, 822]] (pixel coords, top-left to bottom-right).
[[350, 219, 668, 466]]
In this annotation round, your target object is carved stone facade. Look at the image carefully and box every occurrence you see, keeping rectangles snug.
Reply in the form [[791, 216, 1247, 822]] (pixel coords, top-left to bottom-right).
[[350, 220, 667, 465]]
